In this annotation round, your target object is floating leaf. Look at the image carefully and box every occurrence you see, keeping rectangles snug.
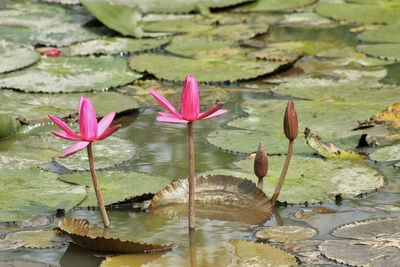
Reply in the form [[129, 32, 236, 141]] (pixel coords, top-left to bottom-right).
[[42, 0, 80, 5], [0, 114, 20, 139], [129, 53, 290, 83], [231, 240, 298, 266], [320, 217, 400, 266], [316, 1, 400, 24], [0, 41, 39, 74], [0, 261, 51, 267], [357, 43, 400, 61], [149, 175, 272, 225], [268, 41, 341, 56], [59, 170, 173, 207], [234, 0, 316, 12], [58, 218, 174, 253], [357, 23, 400, 44], [65, 37, 170, 56], [224, 155, 384, 204], [278, 12, 336, 28], [100, 253, 165, 267], [305, 128, 366, 160], [55, 136, 139, 171], [255, 226, 318, 243], [0, 239, 24, 251], [359, 102, 400, 129], [0, 168, 86, 222], [5, 230, 67, 249], [0, 57, 141, 93], [369, 144, 400, 162]]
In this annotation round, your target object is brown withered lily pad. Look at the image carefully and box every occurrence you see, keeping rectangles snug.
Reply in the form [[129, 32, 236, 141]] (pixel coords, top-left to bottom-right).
[[58, 218, 174, 253], [149, 175, 272, 225], [358, 102, 400, 129]]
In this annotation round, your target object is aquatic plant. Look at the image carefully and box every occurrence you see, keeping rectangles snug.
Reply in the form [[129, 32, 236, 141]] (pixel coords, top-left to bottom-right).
[[149, 75, 227, 229], [48, 96, 121, 228]]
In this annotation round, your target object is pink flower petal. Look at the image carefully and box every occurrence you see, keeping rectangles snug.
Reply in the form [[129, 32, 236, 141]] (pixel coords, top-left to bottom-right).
[[201, 109, 228, 120], [97, 125, 121, 140], [180, 75, 199, 121], [79, 96, 98, 140], [61, 141, 90, 158], [48, 115, 79, 138], [51, 131, 81, 141], [149, 89, 182, 119], [156, 113, 189, 124], [197, 102, 225, 120], [97, 112, 115, 137]]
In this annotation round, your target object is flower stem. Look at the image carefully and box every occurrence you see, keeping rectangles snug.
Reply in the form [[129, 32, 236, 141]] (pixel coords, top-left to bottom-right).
[[271, 140, 294, 205], [187, 122, 195, 230], [87, 143, 110, 228], [257, 178, 263, 189], [189, 228, 196, 267]]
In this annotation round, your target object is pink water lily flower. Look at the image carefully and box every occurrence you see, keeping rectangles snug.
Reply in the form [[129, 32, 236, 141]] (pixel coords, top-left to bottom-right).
[[48, 96, 121, 157], [150, 75, 228, 124]]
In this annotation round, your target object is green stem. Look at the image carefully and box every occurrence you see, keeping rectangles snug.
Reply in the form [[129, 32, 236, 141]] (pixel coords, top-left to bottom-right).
[[87, 143, 110, 228], [271, 140, 294, 205], [188, 122, 195, 230]]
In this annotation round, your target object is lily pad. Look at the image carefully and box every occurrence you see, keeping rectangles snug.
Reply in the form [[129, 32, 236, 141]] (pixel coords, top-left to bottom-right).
[[149, 175, 272, 225], [5, 230, 67, 249], [0, 261, 52, 267], [0, 57, 141, 93], [129, 53, 289, 83], [0, 41, 39, 74], [234, 0, 316, 12], [58, 217, 174, 253], [369, 144, 400, 162], [268, 41, 341, 56], [42, 0, 80, 5], [55, 136, 139, 171], [231, 240, 298, 266], [99, 253, 165, 267], [278, 12, 336, 28], [320, 217, 400, 266], [65, 37, 170, 56], [357, 44, 400, 61], [255, 226, 318, 243], [316, 1, 400, 24], [222, 155, 384, 204], [59, 170, 173, 207], [0, 114, 20, 139], [0, 90, 139, 124], [357, 23, 400, 44], [0, 239, 25, 251], [0, 168, 86, 222]]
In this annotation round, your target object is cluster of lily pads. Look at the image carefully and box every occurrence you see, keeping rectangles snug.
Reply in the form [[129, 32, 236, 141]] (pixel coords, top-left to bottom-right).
[[0, 0, 400, 266]]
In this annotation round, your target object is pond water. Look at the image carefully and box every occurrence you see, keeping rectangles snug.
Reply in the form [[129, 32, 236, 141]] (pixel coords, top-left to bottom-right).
[[0, 0, 400, 266]]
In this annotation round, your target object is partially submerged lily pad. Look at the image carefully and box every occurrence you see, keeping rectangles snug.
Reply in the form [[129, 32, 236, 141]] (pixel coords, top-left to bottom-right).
[[5, 230, 67, 249], [231, 240, 298, 266], [129, 53, 289, 83], [58, 217, 174, 253], [320, 217, 400, 266], [234, 0, 316, 12], [0, 114, 20, 139], [255, 225, 318, 243], [149, 175, 272, 225], [0, 41, 39, 74], [65, 37, 170, 56], [100, 253, 165, 267], [59, 170, 173, 207], [55, 136, 139, 171], [369, 144, 400, 163], [0, 57, 141, 93], [0, 168, 86, 222]]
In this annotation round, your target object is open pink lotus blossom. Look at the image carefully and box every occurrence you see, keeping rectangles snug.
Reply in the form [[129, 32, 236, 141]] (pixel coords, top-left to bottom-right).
[[150, 75, 227, 124], [48, 96, 121, 157]]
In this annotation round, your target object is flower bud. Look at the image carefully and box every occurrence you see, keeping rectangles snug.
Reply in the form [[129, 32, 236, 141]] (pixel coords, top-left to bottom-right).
[[284, 100, 298, 141], [254, 143, 268, 179]]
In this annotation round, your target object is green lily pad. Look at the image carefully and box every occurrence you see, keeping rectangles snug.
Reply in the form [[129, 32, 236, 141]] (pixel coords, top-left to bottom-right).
[[0, 168, 86, 222], [55, 136, 139, 171], [102, 0, 253, 14], [5, 230, 67, 249], [42, 0, 80, 5], [316, 2, 400, 24], [0, 41, 39, 74], [234, 0, 316, 12], [0, 114, 20, 139], [64, 37, 170, 56], [129, 53, 289, 83], [278, 12, 336, 28], [320, 217, 400, 266], [369, 144, 400, 162], [142, 15, 212, 34], [357, 23, 400, 44], [59, 170, 173, 207], [268, 41, 341, 56], [255, 226, 318, 243], [357, 44, 400, 61], [0, 57, 141, 93], [231, 240, 298, 266], [0, 90, 140, 124], [203, 155, 384, 204], [99, 253, 165, 267]]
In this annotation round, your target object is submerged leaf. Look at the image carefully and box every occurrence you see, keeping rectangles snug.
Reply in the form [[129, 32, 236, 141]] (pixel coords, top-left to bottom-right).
[[58, 218, 174, 253], [5, 230, 67, 249], [255, 225, 317, 243], [0, 114, 20, 139], [100, 253, 165, 267], [149, 175, 272, 225]]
